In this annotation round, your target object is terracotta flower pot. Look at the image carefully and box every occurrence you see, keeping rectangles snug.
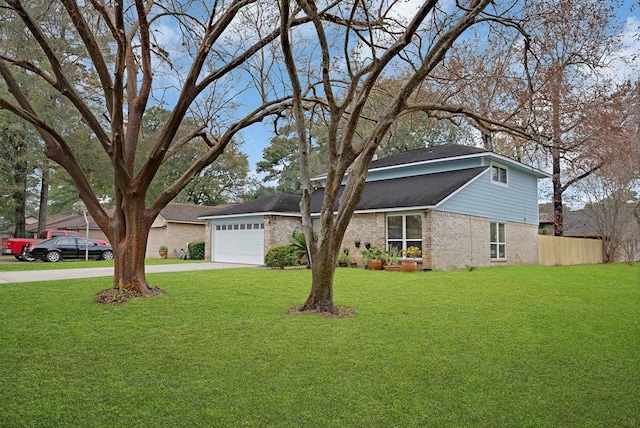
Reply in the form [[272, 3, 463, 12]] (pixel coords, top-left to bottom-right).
[[401, 260, 418, 272], [368, 259, 383, 270]]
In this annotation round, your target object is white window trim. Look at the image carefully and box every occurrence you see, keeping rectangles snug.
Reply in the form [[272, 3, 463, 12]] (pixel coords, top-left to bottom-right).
[[386, 214, 422, 259], [490, 221, 506, 260], [490, 162, 508, 187]]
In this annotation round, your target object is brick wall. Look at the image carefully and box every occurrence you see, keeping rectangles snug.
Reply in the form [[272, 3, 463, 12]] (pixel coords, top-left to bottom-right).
[[264, 216, 302, 250], [427, 210, 538, 270], [204, 222, 212, 261], [165, 223, 207, 259], [340, 213, 387, 265], [258, 213, 387, 266], [428, 211, 488, 270], [499, 221, 539, 266]]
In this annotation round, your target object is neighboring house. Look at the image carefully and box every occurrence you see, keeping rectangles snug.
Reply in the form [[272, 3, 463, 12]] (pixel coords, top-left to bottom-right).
[[27, 203, 218, 259], [27, 211, 109, 242], [539, 206, 640, 262], [0, 215, 38, 240], [146, 203, 223, 258], [200, 144, 549, 269]]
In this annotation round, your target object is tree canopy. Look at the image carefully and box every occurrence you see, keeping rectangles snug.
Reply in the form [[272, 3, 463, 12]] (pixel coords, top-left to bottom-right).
[[0, 0, 294, 294]]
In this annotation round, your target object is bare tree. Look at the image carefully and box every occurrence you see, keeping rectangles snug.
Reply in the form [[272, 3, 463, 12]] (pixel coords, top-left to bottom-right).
[[577, 170, 639, 263], [0, 1, 294, 295], [438, 0, 630, 237], [575, 81, 640, 263], [515, 0, 625, 236], [279, 0, 532, 313]]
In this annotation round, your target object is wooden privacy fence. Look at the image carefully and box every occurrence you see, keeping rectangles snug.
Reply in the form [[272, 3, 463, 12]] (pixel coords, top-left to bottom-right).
[[538, 235, 603, 266]]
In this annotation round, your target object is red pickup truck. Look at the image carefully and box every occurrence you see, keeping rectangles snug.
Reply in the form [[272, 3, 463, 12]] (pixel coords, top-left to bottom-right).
[[2, 230, 108, 261]]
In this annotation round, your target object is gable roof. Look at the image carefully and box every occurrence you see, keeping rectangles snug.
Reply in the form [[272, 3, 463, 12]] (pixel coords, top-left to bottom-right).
[[202, 167, 488, 218]]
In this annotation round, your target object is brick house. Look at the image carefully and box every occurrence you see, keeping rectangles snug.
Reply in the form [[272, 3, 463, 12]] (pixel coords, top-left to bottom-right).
[[200, 145, 549, 269]]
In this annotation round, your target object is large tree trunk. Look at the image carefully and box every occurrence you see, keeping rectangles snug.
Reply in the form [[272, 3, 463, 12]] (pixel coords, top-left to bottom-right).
[[111, 197, 155, 295], [301, 151, 376, 314], [113, 235, 151, 294], [552, 148, 564, 236], [12, 151, 27, 238], [550, 70, 564, 237], [37, 164, 49, 235], [302, 237, 338, 313]]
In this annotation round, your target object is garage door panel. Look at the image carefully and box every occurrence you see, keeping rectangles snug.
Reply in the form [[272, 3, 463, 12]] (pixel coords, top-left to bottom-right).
[[213, 227, 264, 264]]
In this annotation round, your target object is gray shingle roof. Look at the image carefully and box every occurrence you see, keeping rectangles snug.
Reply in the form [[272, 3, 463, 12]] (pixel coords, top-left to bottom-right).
[[202, 193, 302, 217], [203, 167, 487, 217], [312, 167, 487, 211], [368, 144, 488, 169]]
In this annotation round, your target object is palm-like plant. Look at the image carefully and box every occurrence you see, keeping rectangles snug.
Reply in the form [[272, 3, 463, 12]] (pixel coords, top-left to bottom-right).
[[289, 229, 318, 266]]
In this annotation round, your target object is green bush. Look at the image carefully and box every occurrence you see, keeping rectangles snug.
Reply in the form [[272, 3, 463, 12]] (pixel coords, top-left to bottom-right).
[[264, 245, 299, 269], [188, 241, 205, 260]]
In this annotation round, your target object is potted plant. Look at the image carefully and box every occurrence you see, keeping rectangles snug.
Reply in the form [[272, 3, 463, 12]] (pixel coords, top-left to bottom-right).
[[401, 246, 421, 272], [337, 249, 350, 267], [158, 245, 168, 259], [362, 246, 384, 270], [383, 247, 402, 271]]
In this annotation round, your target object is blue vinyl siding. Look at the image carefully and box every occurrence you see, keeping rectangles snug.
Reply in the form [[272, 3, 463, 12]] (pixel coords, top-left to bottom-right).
[[438, 166, 540, 225], [356, 158, 483, 183]]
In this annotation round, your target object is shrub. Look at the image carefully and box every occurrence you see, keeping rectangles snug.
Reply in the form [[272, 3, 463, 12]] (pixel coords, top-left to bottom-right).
[[361, 246, 384, 261], [265, 245, 299, 269], [188, 241, 205, 260]]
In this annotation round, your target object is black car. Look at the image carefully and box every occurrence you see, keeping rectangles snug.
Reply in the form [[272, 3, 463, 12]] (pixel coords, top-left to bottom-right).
[[26, 237, 114, 262]]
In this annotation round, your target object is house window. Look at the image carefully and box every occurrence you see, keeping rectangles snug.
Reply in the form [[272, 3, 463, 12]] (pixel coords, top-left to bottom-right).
[[387, 214, 422, 256], [491, 164, 508, 185], [490, 222, 506, 260]]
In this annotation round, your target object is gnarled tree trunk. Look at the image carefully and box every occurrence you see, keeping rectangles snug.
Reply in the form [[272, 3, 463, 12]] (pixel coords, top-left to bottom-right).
[[111, 198, 154, 294]]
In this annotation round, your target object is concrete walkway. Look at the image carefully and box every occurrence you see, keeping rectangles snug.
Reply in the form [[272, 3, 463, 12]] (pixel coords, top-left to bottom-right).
[[0, 262, 257, 284]]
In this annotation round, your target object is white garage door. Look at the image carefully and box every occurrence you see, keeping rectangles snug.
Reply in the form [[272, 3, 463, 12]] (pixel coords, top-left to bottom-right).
[[213, 222, 264, 264]]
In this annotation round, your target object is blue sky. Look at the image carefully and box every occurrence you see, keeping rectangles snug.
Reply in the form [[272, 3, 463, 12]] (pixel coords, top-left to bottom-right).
[[234, 5, 640, 178], [144, 1, 639, 183]]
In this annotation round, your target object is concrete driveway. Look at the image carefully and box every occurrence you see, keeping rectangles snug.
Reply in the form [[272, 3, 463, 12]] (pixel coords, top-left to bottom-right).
[[0, 262, 257, 284]]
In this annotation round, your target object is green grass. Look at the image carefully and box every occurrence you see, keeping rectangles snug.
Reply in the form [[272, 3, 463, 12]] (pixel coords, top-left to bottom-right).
[[0, 264, 638, 427], [0, 257, 199, 271]]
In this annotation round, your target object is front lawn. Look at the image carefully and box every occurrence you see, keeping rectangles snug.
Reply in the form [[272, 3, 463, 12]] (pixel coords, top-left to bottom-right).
[[0, 264, 637, 427]]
